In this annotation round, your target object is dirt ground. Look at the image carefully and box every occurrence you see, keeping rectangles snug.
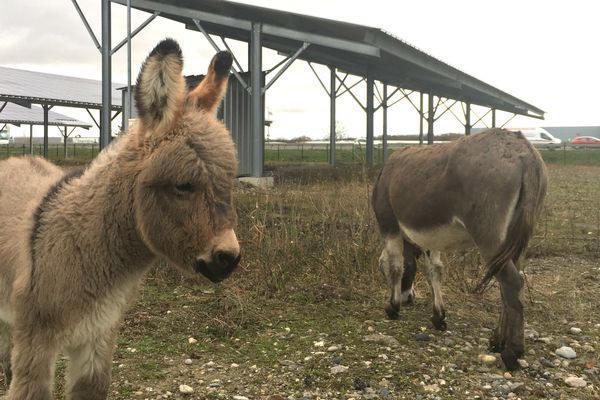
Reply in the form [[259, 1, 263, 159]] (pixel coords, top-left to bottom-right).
[[102, 253, 599, 400]]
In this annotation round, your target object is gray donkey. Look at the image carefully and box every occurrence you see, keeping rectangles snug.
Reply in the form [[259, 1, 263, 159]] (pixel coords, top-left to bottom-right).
[[0, 39, 241, 399], [372, 129, 547, 371]]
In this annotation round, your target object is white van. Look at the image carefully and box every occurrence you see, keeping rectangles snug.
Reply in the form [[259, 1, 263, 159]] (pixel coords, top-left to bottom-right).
[[0, 129, 12, 145], [507, 127, 562, 149]]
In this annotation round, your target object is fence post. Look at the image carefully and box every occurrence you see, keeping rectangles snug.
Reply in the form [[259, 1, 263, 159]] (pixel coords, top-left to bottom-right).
[[563, 143, 567, 165], [301, 144, 304, 161], [22, 144, 25, 155], [277, 144, 280, 161]]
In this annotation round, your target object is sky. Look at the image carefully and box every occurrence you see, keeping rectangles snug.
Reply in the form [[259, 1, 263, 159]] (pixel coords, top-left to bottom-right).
[[1, 0, 599, 140]]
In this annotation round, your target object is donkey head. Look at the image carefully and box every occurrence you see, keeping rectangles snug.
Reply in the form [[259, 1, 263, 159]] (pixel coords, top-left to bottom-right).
[[130, 39, 240, 283]]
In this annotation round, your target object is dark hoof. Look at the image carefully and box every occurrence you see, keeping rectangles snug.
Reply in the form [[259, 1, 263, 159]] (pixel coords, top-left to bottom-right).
[[384, 303, 400, 320], [432, 315, 447, 331], [501, 348, 522, 371]]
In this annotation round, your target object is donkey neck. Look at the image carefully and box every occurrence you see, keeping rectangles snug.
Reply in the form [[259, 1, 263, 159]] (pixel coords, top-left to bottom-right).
[[38, 143, 155, 282]]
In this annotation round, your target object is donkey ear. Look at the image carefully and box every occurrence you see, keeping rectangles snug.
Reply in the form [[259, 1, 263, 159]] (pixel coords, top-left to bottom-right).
[[187, 51, 233, 115], [134, 38, 186, 138]]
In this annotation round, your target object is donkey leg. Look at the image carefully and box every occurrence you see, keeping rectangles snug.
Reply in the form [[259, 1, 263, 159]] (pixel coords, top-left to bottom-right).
[[400, 241, 419, 305], [493, 260, 525, 371], [0, 322, 12, 387], [65, 331, 116, 400], [379, 235, 404, 320], [423, 251, 447, 331], [7, 331, 59, 400]]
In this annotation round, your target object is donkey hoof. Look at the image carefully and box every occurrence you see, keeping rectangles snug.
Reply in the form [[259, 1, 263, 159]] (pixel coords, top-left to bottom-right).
[[384, 303, 400, 320], [501, 348, 522, 371], [432, 315, 447, 331]]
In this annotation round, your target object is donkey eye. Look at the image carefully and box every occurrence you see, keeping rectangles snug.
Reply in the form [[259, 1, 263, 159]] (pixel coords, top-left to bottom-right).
[[174, 183, 194, 194]]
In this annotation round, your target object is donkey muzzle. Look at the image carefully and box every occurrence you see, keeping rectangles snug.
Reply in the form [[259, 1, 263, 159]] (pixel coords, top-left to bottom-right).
[[193, 252, 241, 283]]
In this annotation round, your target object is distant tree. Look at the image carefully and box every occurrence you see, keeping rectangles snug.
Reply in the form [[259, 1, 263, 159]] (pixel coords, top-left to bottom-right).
[[290, 135, 312, 143]]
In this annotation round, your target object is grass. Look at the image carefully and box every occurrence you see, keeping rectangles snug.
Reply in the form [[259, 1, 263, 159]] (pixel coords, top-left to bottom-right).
[[0, 143, 100, 164], [0, 155, 599, 398]]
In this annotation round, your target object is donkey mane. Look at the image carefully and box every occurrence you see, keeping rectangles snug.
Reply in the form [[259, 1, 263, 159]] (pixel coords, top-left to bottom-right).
[[29, 168, 85, 274]]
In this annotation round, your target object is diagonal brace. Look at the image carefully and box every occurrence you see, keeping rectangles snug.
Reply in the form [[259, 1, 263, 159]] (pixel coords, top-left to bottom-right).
[[71, 0, 101, 52], [192, 19, 250, 93], [262, 42, 310, 95], [111, 11, 160, 55]]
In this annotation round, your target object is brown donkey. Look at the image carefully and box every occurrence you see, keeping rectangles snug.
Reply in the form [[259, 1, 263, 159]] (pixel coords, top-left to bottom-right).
[[372, 128, 547, 370], [0, 39, 240, 399]]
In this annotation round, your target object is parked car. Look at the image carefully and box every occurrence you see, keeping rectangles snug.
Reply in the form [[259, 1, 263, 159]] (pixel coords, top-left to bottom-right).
[[570, 136, 600, 149], [507, 127, 562, 149]]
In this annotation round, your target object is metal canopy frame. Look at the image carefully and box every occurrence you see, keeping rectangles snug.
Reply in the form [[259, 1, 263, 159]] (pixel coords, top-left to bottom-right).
[[0, 65, 122, 158], [87, 0, 545, 174], [0, 102, 92, 156]]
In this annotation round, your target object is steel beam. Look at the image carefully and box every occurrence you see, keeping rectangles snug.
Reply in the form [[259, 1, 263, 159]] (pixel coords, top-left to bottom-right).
[[100, 0, 111, 149], [366, 75, 374, 167], [382, 84, 388, 160], [465, 102, 471, 135], [111, 11, 159, 55], [71, 0, 101, 52], [192, 19, 250, 93], [427, 92, 434, 144], [262, 25, 379, 58], [126, 0, 132, 132], [262, 42, 310, 95], [329, 66, 336, 165], [492, 109, 496, 128], [114, 0, 381, 59], [419, 92, 424, 144], [250, 22, 263, 177], [43, 105, 49, 159]]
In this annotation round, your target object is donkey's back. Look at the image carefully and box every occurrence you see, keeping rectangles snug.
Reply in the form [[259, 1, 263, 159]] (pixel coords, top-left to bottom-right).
[[0, 156, 64, 322]]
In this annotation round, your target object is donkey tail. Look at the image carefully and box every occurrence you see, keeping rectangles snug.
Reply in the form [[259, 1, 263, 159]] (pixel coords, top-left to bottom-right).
[[474, 156, 547, 294]]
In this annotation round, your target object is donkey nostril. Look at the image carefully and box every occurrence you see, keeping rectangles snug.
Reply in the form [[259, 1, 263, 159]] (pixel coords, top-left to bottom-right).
[[215, 251, 238, 267]]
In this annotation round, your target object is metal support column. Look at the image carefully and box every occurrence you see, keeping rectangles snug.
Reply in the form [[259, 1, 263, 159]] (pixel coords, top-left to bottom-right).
[[419, 92, 424, 144], [465, 102, 471, 135], [427, 92, 434, 144], [382, 84, 388, 160], [250, 22, 263, 177], [29, 124, 33, 154], [100, 0, 111, 149], [329, 66, 336, 165], [125, 0, 132, 132], [43, 105, 49, 159], [366, 75, 374, 167], [492, 109, 496, 128], [63, 126, 68, 158]]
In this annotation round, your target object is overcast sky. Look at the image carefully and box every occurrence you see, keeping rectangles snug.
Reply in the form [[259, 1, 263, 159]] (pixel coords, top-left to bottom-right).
[[1, 0, 599, 139]]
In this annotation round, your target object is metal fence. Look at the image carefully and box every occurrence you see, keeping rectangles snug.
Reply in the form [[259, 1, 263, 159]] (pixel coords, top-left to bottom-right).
[[0, 143, 99, 162]]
